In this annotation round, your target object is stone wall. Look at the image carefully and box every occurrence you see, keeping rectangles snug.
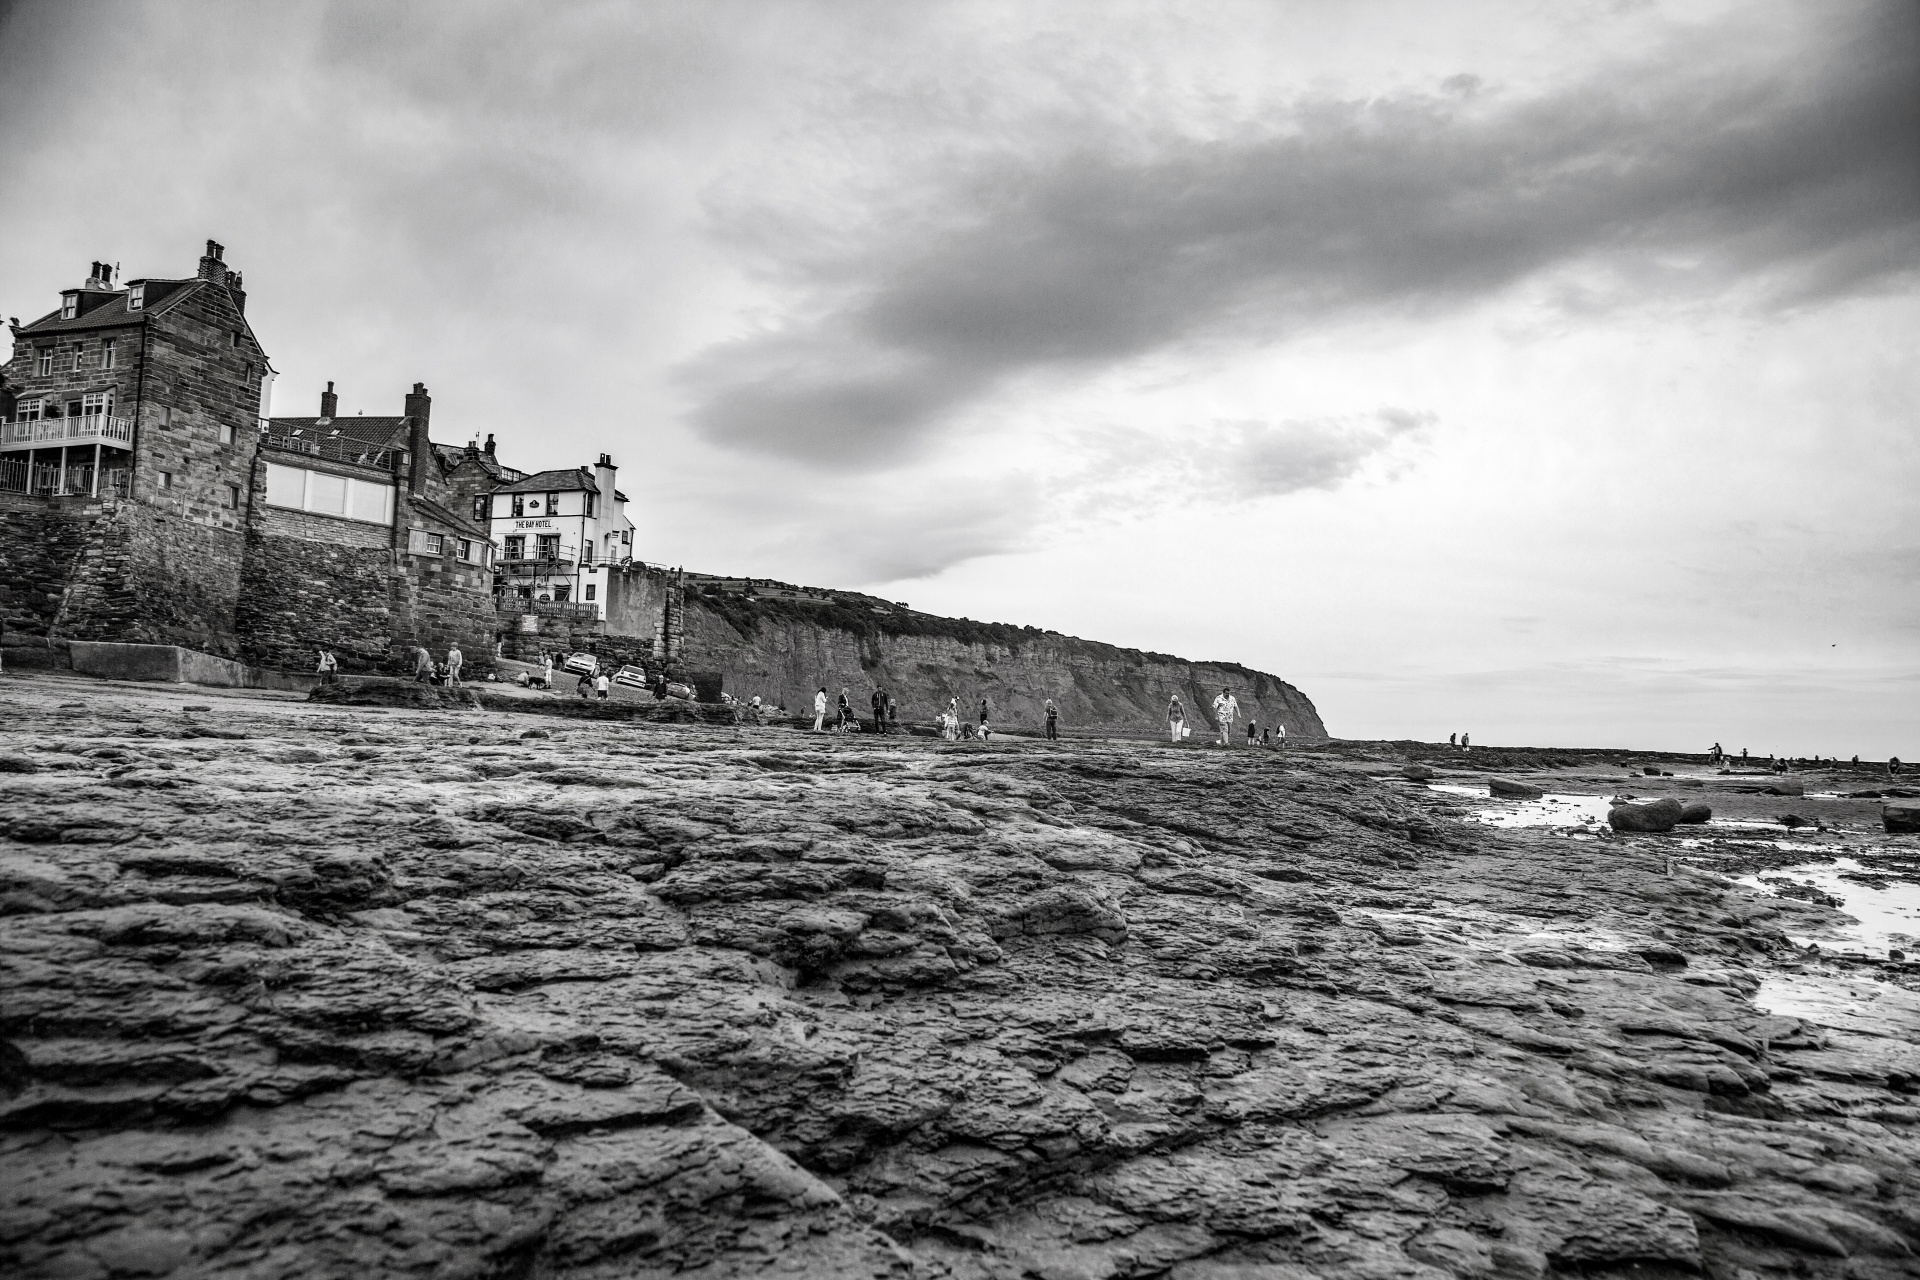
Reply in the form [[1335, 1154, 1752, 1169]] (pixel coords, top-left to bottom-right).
[[47, 496, 248, 655], [0, 498, 100, 641]]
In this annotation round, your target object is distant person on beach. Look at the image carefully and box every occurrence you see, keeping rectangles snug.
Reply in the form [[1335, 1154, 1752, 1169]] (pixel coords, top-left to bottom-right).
[[446, 646, 463, 688], [413, 646, 432, 683], [576, 671, 593, 699], [1461, 732, 1470, 750], [540, 655, 554, 689], [838, 688, 852, 733], [1246, 719, 1258, 746], [316, 650, 338, 685], [1262, 727, 1270, 746], [594, 672, 610, 700], [1045, 699, 1058, 740], [1449, 732, 1456, 747], [888, 695, 899, 735], [813, 687, 827, 732], [1893, 757, 1905, 778], [1213, 687, 1239, 746], [979, 696, 990, 729], [1276, 724, 1287, 747], [1740, 747, 1748, 762], [1168, 695, 1185, 743], [871, 688, 886, 735]]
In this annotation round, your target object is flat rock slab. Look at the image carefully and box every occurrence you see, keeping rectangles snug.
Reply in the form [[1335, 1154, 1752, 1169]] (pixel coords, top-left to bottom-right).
[[2, 675, 1917, 1279]]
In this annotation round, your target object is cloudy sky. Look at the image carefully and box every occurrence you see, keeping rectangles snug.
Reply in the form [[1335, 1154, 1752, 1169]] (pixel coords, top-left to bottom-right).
[[4, 0, 1916, 754]]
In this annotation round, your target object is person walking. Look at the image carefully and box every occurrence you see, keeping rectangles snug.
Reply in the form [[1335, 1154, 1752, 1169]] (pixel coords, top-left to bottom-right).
[[888, 694, 900, 735], [446, 645, 464, 688], [594, 671, 611, 700], [413, 646, 432, 683], [1168, 695, 1185, 743], [838, 687, 852, 733], [1276, 724, 1287, 747], [576, 670, 594, 699], [1246, 718, 1258, 746], [1212, 687, 1239, 746], [1044, 699, 1059, 741], [871, 687, 887, 735], [539, 653, 554, 690], [979, 696, 990, 731], [813, 687, 828, 732], [316, 649, 338, 686], [1448, 732, 1456, 747], [1460, 731, 1470, 750]]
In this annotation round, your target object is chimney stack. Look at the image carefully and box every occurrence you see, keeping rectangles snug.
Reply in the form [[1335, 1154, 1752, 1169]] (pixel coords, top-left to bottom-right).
[[319, 381, 337, 420], [484, 433, 495, 458], [86, 261, 111, 289], [197, 240, 226, 282], [227, 270, 246, 314], [404, 382, 432, 496]]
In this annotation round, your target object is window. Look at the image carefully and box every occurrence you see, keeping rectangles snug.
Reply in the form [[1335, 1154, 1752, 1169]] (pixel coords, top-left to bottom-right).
[[35, 348, 53, 375], [71, 348, 84, 373], [81, 392, 109, 419], [425, 533, 443, 555], [552, 583, 570, 603], [65, 400, 81, 419], [518, 585, 533, 600], [537, 534, 560, 560], [60, 293, 78, 320], [231, 331, 241, 348], [504, 535, 525, 560], [127, 285, 144, 311], [218, 423, 234, 445], [581, 542, 593, 565], [511, 494, 526, 517], [621, 529, 631, 545], [157, 471, 174, 490], [585, 584, 597, 601], [221, 484, 240, 509], [160, 406, 173, 428], [585, 492, 597, 517], [545, 491, 559, 513], [262, 461, 394, 525], [472, 495, 487, 521], [102, 341, 115, 370], [13, 398, 42, 422], [457, 538, 473, 562]]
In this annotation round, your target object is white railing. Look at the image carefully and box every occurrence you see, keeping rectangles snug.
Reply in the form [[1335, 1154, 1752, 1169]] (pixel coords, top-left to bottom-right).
[[0, 415, 135, 450]]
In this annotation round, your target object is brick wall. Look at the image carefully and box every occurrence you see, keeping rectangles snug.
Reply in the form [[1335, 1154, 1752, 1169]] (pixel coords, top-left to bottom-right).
[[0, 498, 100, 640]]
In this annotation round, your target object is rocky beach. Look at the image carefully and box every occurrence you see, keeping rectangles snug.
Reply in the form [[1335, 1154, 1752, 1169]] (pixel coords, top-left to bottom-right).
[[2, 674, 1917, 1279]]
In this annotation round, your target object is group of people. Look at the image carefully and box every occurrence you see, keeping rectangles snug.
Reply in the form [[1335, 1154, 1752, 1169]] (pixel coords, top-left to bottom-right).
[[1161, 687, 1286, 748], [1447, 731, 1471, 749], [317, 645, 464, 686]]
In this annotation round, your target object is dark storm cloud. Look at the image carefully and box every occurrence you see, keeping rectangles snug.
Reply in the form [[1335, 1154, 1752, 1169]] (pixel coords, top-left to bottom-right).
[[683, 1, 1920, 467]]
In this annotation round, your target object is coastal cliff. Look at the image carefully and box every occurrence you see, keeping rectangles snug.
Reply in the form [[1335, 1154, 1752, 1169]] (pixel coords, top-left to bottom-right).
[[673, 592, 1328, 738]]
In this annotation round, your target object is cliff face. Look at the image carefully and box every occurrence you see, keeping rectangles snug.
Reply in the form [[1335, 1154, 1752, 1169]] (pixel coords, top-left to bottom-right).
[[674, 599, 1328, 738]]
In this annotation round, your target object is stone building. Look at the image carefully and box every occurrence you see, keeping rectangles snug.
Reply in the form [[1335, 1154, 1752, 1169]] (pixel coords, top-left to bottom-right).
[[1, 244, 270, 652], [0, 241, 498, 673], [240, 382, 498, 671]]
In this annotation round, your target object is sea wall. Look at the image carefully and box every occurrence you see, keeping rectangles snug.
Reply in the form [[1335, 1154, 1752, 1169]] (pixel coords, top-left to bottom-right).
[[673, 598, 1327, 738]]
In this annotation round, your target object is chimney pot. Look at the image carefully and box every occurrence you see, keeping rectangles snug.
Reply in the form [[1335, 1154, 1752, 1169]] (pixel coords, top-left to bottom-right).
[[484, 433, 496, 458], [319, 381, 338, 419]]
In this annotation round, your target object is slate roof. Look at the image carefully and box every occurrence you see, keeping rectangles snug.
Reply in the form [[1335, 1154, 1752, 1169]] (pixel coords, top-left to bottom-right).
[[267, 416, 410, 448], [15, 280, 198, 336], [495, 467, 599, 495], [433, 442, 528, 483]]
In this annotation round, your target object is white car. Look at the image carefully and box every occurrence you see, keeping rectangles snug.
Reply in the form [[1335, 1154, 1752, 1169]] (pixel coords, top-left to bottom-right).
[[561, 652, 599, 677], [612, 664, 649, 688]]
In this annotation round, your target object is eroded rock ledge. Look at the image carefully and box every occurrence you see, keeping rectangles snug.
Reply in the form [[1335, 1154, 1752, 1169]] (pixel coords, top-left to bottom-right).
[[1, 679, 1915, 1279]]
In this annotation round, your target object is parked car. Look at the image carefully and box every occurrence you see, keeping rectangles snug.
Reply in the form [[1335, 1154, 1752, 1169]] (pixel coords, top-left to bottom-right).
[[561, 652, 599, 677], [612, 664, 649, 688]]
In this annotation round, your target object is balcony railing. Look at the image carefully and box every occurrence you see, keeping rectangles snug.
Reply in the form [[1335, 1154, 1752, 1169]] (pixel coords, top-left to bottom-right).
[[0, 415, 134, 452], [0, 457, 127, 497], [496, 598, 600, 619]]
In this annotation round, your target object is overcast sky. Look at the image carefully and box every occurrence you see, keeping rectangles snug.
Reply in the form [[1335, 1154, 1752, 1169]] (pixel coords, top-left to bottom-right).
[[3, 0, 1916, 754]]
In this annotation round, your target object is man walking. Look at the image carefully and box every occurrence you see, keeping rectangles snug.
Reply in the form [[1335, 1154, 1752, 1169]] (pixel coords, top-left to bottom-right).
[[813, 687, 828, 732], [446, 645, 463, 687], [979, 696, 990, 732], [871, 687, 887, 735], [413, 646, 432, 683], [1213, 686, 1239, 746], [316, 649, 338, 686], [1044, 699, 1059, 741], [838, 687, 852, 733]]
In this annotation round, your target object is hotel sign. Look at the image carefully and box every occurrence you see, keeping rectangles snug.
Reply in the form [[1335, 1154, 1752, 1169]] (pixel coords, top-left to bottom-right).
[[511, 519, 556, 531]]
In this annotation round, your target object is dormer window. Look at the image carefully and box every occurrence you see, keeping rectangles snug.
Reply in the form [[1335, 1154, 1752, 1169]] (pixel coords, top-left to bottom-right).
[[60, 293, 78, 320], [127, 285, 144, 311]]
